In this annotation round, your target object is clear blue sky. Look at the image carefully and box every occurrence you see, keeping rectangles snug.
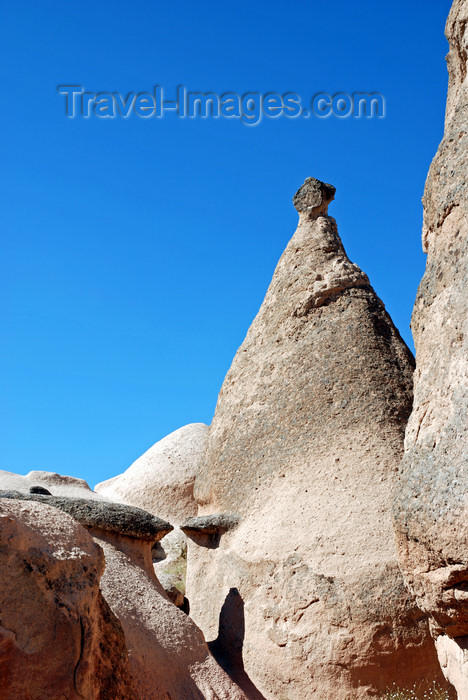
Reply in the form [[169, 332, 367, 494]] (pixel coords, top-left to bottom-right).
[[1, 0, 451, 487]]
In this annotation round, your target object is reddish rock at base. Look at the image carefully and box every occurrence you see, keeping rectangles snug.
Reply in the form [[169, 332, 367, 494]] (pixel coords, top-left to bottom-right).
[[94, 529, 247, 700], [0, 499, 133, 699], [0, 485, 246, 699]]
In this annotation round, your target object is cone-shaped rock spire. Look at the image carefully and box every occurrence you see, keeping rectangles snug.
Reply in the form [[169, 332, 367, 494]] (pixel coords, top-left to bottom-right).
[[187, 178, 445, 699]]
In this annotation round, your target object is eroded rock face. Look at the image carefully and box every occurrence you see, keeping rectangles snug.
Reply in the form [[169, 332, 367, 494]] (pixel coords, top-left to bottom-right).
[[96, 423, 209, 606], [0, 482, 245, 699], [95, 423, 209, 522], [96, 532, 247, 700], [0, 468, 109, 500], [187, 178, 444, 698], [0, 489, 173, 541], [85, 500, 245, 698], [393, 0, 468, 694], [0, 498, 133, 699]]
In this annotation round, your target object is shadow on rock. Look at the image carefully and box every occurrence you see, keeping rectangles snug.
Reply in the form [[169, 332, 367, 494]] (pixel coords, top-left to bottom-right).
[[208, 588, 266, 700]]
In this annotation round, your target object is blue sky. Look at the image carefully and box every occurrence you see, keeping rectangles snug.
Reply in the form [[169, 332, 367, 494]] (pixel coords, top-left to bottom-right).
[[1, 0, 451, 487]]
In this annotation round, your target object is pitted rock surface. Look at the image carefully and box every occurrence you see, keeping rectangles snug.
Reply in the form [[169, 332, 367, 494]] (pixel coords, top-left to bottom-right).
[[393, 0, 468, 694], [0, 498, 133, 699], [393, 0, 468, 636], [187, 178, 445, 699]]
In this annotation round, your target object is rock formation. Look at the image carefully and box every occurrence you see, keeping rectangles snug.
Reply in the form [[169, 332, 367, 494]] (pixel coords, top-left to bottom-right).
[[2, 7, 465, 695], [393, 0, 468, 696], [0, 474, 246, 699], [186, 177, 445, 698], [95, 423, 209, 521], [94, 522, 247, 699], [0, 468, 110, 500], [96, 423, 209, 606], [0, 489, 174, 543], [0, 498, 133, 699]]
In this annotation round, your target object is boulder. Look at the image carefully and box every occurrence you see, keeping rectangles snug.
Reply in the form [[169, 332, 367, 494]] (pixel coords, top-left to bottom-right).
[[0, 498, 133, 699], [393, 0, 468, 694], [187, 178, 445, 698], [0, 490, 173, 541], [181, 514, 240, 537], [0, 488, 246, 699]]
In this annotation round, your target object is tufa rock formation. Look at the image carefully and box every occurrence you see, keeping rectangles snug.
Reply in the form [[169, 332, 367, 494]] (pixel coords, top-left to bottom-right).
[[96, 422, 209, 607], [94, 522, 247, 699], [0, 489, 174, 541], [2, 6, 465, 692], [95, 423, 209, 522], [0, 473, 247, 699], [0, 498, 133, 699], [0, 468, 111, 500], [393, 0, 468, 696], [186, 177, 446, 698]]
